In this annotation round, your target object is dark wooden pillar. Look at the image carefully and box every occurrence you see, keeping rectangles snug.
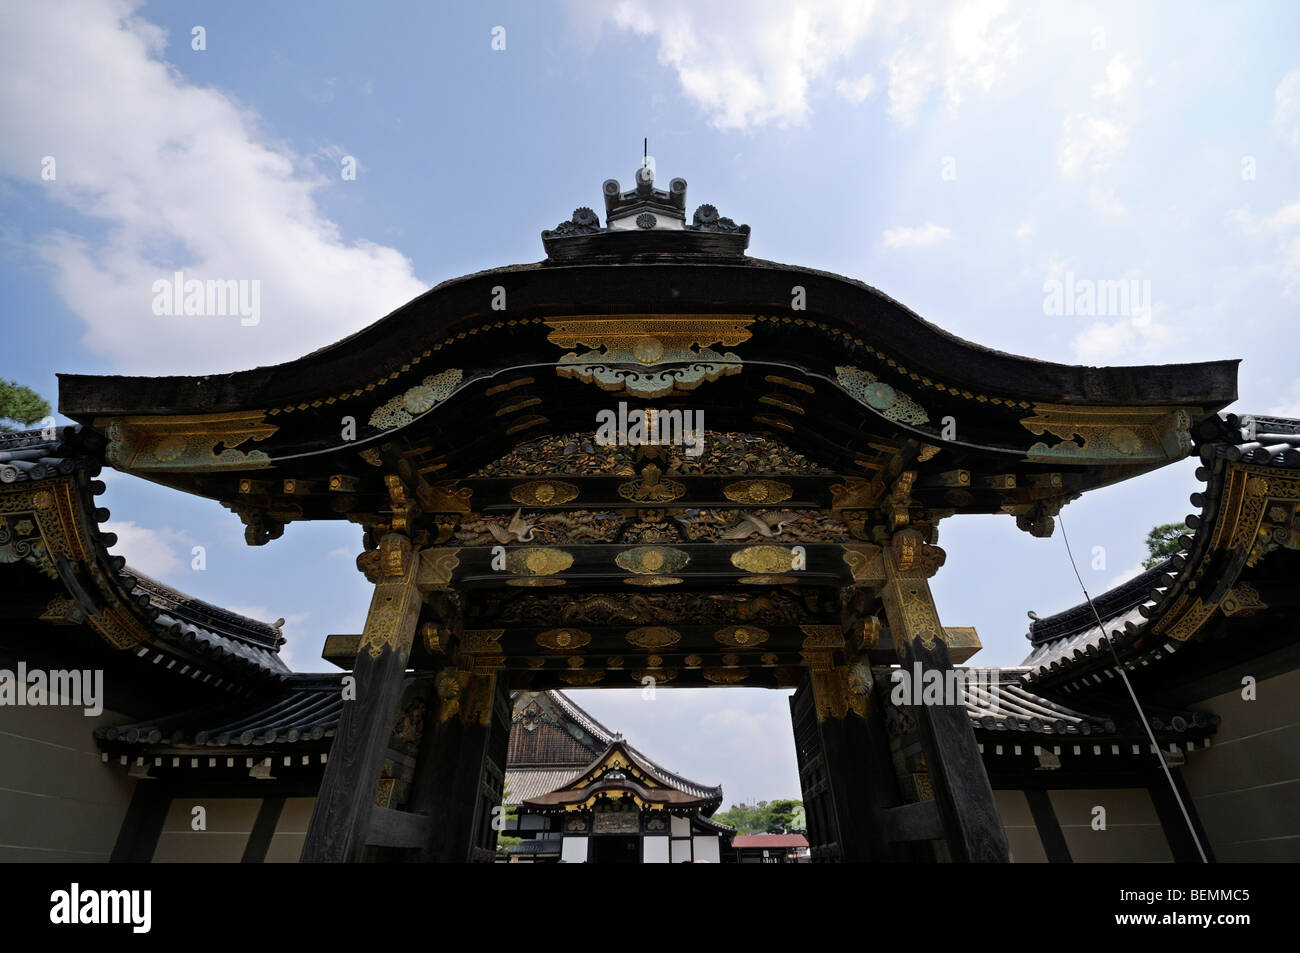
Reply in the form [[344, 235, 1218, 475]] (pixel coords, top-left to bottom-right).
[[241, 796, 286, 863], [1024, 787, 1072, 863], [791, 628, 901, 862], [408, 665, 511, 862], [879, 530, 1010, 862], [110, 779, 172, 863], [301, 534, 424, 862], [1149, 769, 1214, 863]]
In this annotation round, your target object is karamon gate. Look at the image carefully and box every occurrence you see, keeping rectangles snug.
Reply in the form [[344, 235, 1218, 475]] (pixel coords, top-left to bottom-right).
[[59, 167, 1237, 861]]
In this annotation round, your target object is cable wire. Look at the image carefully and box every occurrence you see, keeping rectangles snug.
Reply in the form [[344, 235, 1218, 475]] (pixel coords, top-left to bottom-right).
[[1055, 512, 1208, 863]]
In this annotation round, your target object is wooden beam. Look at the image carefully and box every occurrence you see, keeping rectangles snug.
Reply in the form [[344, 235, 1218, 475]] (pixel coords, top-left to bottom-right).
[[1148, 770, 1214, 863], [241, 796, 285, 863], [882, 801, 944, 843], [408, 673, 510, 862], [879, 530, 1010, 862], [365, 806, 432, 849], [301, 533, 424, 862], [1024, 788, 1072, 863], [110, 779, 172, 863]]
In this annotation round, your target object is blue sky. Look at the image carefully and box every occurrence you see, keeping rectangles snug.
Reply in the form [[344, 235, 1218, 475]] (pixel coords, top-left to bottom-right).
[[2, 0, 1298, 805]]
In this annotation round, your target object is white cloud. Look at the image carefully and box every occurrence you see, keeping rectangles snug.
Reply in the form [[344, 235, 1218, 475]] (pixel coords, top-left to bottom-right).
[[577, 0, 1020, 130], [1087, 185, 1127, 218], [885, 41, 938, 126], [0, 1, 427, 375], [1091, 54, 1133, 100], [1013, 220, 1034, 239], [1268, 379, 1300, 418], [1275, 67, 1300, 148], [101, 520, 196, 578], [943, 0, 1021, 109], [883, 223, 952, 247], [1229, 195, 1300, 297], [1105, 562, 1147, 591], [835, 73, 876, 103], [588, 0, 877, 130], [1058, 53, 1142, 181], [1070, 307, 1174, 363], [1058, 114, 1127, 178], [885, 1, 1020, 126]]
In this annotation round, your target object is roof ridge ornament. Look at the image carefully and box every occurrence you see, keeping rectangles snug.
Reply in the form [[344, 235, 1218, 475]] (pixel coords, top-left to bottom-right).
[[542, 162, 750, 259]]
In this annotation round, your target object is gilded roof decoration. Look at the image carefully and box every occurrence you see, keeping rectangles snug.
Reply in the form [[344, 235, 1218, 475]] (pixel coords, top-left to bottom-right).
[[615, 546, 690, 575], [617, 464, 685, 503], [368, 368, 462, 431], [630, 668, 677, 683], [510, 480, 579, 506], [731, 545, 798, 575], [472, 430, 833, 477], [535, 628, 591, 651], [505, 547, 573, 576], [97, 412, 277, 473], [625, 626, 682, 649], [546, 315, 753, 398], [1020, 405, 1194, 464], [835, 366, 929, 426], [723, 479, 793, 505], [703, 668, 748, 683], [714, 625, 771, 648]]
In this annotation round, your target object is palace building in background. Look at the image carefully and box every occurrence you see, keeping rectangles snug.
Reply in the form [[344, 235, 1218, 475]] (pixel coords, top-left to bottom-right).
[[1, 165, 1295, 862]]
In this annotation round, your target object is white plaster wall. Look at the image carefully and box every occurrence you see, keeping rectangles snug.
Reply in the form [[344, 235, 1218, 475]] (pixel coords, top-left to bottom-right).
[[692, 835, 720, 863], [561, 835, 588, 863], [643, 836, 670, 863]]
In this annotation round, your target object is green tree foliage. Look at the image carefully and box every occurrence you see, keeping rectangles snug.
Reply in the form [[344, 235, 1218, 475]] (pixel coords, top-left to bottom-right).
[[0, 380, 51, 432], [1142, 522, 1185, 568], [714, 799, 806, 835]]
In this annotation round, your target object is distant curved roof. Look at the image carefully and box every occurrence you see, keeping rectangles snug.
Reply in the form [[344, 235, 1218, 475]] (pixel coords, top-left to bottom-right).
[[0, 425, 288, 684], [96, 673, 339, 751], [506, 690, 723, 811]]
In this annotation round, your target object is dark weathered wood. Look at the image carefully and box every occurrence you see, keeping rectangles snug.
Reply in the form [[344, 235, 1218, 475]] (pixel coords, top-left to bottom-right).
[[300, 642, 411, 862], [365, 806, 431, 849], [882, 800, 944, 843], [302, 538, 423, 863], [241, 796, 285, 863], [789, 672, 901, 862], [1148, 770, 1214, 863], [1024, 787, 1072, 863], [110, 779, 172, 863], [881, 540, 1010, 864], [902, 636, 1010, 862], [408, 675, 509, 862]]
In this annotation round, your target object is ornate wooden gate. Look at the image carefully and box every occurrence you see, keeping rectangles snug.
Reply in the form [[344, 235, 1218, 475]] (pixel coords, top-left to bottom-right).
[[59, 165, 1233, 861]]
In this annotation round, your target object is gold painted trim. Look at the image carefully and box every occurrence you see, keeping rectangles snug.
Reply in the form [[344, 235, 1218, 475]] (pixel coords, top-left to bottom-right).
[[715, 625, 770, 648], [1020, 405, 1195, 465], [625, 626, 681, 649], [615, 546, 690, 575], [96, 411, 277, 473], [505, 547, 573, 576], [723, 479, 793, 505], [510, 480, 578, 506], [536, 628, 591, 651], [731, 545, 797, 574]]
